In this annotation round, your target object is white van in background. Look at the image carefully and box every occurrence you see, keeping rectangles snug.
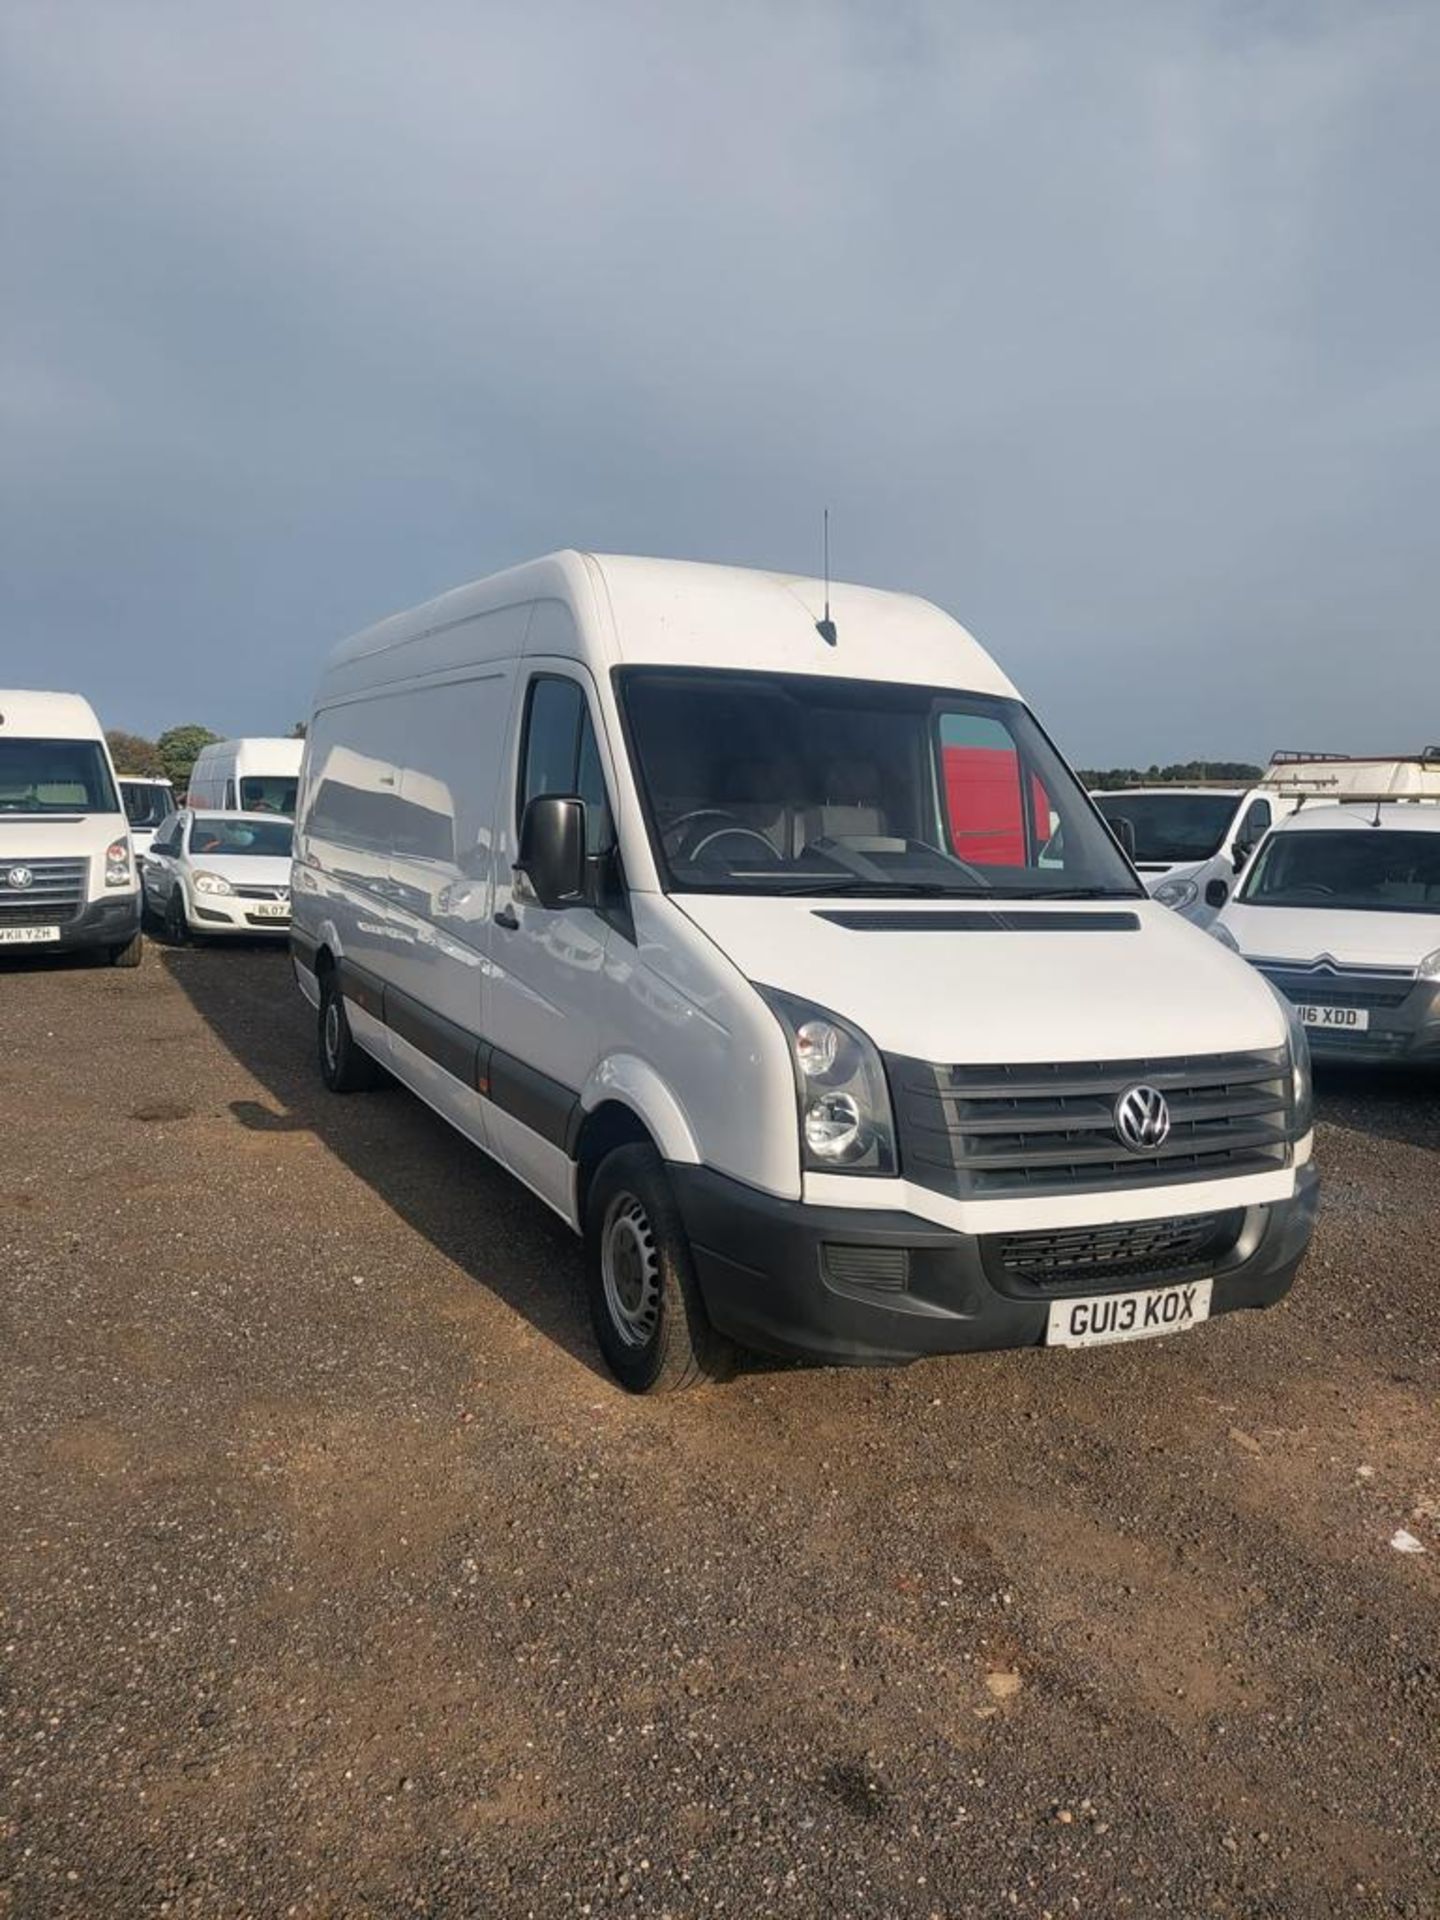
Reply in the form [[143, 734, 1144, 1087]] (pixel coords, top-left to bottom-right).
[[1090, 784, 1298, 925], [0, 690, 143, 967], [187, 737, 303, 815], [1213, 801, 1440, 1067], [118, 775, 177, 857], [292, 552, 1318, 1392]]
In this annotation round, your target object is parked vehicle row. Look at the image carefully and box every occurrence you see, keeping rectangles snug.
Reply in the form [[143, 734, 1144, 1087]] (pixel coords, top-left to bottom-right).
[[9, 570, 1434, 1396]]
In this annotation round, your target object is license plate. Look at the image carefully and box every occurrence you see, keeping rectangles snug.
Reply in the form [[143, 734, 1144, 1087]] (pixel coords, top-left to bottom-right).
[[1047, 1278, 1213, 1349], [251, 902, 290, 920], [0, 924, 61, 945], [1296, 1004, 1369, 1031]]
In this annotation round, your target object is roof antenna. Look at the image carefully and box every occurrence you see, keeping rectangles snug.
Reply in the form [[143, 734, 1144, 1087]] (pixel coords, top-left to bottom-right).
[[815, 507, 838, 646]]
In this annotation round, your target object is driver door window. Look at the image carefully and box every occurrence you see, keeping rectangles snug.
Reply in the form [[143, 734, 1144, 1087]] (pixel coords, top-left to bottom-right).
[[939, 713, 1051, 869], [518, 676, 613, 856]]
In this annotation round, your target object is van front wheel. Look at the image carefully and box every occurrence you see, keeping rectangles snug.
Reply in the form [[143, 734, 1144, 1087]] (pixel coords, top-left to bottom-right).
[[585, 1144, 734, 1393], [318, 972, 382, 1093]]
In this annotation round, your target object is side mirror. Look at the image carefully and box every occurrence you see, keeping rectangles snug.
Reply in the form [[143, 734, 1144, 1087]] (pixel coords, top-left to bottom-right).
[[1231, 840, 1252, 871], [1113, 816, 1137, 859], [515, 795, 587, 908], [1205, 878, 1229, 909]]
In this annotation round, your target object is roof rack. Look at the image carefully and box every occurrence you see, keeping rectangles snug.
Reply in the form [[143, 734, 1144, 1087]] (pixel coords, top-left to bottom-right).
[[1292, 791, 1440, 810], [1269, 747, 1440, 766]]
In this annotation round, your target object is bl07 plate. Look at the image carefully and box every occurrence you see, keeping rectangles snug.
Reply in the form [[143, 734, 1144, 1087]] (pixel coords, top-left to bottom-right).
[[1047, 1278, 1213, 1349]]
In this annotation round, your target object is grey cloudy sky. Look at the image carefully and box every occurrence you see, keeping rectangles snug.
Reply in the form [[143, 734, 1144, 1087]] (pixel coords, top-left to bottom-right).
[[3, 0, 1437, 763]]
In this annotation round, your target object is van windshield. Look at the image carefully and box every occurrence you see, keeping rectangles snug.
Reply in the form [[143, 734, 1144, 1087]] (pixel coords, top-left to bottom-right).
[[616, 669, 1141, 898], [239, 776, 298, 815], [120, 781, 174, 828], [0, 739, 119, 815], [1240, 829, 1440, 914], [1092, 791, 1238, 863]]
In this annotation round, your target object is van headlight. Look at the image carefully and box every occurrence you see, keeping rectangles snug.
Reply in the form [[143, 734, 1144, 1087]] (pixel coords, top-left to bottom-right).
[[1154, 877, 1199, 911], [192, 870, 234, 896], [1266, 990, 1313, 1138], [1418, 947, 1440, 981], [104, 838, 133, 888], [759, 988, 896, 1175]]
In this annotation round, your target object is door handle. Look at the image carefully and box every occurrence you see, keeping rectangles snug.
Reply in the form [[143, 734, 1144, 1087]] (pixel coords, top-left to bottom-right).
[[493, 906, 520, 931]]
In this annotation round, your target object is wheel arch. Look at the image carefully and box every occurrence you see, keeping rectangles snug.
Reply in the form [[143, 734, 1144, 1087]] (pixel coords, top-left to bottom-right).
[[572, 1058, 701, 1224]]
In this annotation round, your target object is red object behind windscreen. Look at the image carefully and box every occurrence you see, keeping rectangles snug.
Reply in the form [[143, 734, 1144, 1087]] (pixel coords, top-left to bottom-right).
[[943, 745, 1050, 866]]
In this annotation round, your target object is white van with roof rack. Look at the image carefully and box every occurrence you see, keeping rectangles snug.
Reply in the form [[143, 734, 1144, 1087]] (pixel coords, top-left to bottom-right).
[[0, 690, 143, 967], [291, 553, 1319, 1391], [1213, 792, 1440, 1067], [187, 737, 303, 815]]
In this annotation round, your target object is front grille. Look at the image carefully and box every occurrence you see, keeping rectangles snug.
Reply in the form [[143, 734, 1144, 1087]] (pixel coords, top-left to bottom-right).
[[234, 884, 289, 900], [1254, 963, 1415, 1011], [887, 1048, 1293, 1197], [0, 857, 88, 926], [988, 1210, 1242, 1295]]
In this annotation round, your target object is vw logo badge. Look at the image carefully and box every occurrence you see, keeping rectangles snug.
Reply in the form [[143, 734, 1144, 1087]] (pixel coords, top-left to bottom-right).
[[1115, 1083, 1170, 1153], [6, 867, 33, 890]]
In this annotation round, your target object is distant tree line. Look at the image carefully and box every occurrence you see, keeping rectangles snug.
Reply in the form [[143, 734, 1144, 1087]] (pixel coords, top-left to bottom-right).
[[1075, 760, 1264, 790]]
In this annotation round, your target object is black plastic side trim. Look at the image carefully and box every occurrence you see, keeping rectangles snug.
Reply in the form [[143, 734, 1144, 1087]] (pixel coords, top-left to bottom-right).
[[489, 1048, 580, 1148], [385, 984, 483, 1090], [334, 961, 580, 1138], [290, 926, 320, 969], [337, 956, 385, 1021], [815, 910, 1142, 933]]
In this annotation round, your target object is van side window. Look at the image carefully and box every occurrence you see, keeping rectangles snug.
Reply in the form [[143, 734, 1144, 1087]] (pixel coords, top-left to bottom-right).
[[1242, 798, 1271, 846], [939, 713, 1051, 868], [519, 677, 614, 856], [224, 780, 237, 809]]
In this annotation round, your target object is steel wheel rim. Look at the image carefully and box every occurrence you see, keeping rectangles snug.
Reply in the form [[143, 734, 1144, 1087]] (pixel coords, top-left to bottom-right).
[[601, 1192, 661, 1348], [323, 998, 341, 1069]]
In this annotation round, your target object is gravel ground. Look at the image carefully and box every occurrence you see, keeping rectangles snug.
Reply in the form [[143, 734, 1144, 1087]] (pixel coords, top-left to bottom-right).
[[2, 942, 1437, 1919]]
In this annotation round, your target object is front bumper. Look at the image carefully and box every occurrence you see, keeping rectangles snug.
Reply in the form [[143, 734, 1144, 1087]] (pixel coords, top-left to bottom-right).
[[670, 1162, 1320, 1365], [189, 893, 291, 936], [1279, 982, 1440, 1066], [0, 893, 141, 955]]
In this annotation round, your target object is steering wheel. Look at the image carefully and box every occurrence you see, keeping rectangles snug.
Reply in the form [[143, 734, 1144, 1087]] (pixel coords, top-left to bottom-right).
[[1287, 883, 1335, 897], [666, 809, 783, 868]]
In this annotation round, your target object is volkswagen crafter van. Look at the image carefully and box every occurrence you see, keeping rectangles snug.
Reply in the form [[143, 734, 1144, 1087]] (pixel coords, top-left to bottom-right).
[[0, 690, 143, 967], [291, 554, 1318, 1391]]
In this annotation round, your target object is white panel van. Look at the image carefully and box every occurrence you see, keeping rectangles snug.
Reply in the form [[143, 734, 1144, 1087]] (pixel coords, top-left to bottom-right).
[[292, 554, 1319, 1391], [0, 690, 143, 966], [187, 737, 303, 815], [1091, 785, 1301, 926], [118, 775, 177, 857]]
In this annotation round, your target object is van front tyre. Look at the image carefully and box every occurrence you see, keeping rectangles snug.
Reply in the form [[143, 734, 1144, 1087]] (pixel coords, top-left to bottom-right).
[[319, 973, 382, 1093], [585, 1144, 735, 1393], [108, 931, 144, 968]]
